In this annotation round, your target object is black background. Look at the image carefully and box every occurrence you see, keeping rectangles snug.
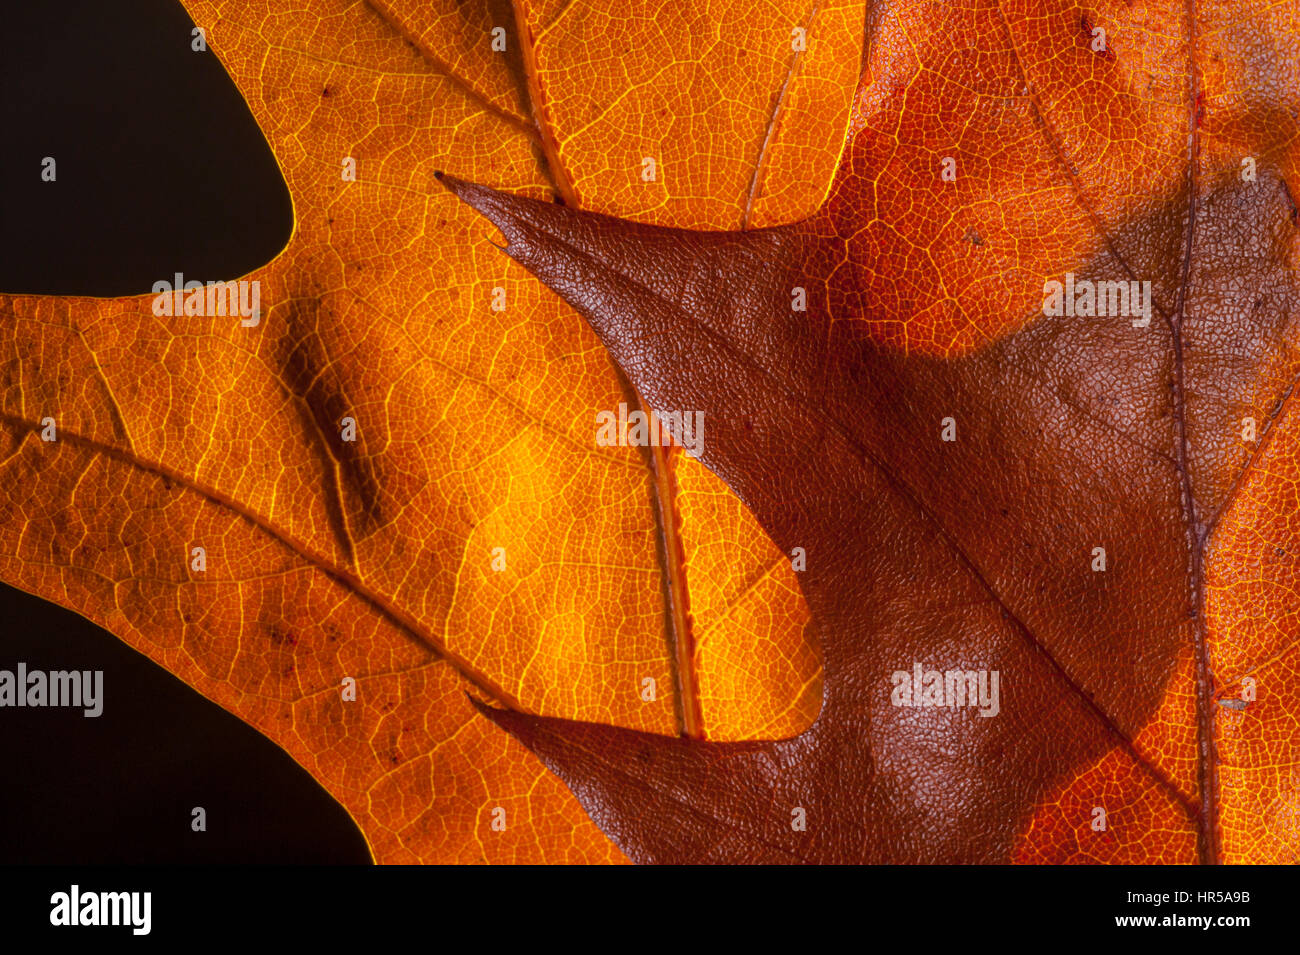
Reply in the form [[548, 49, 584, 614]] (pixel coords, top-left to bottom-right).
[[0, 0, 369, 863]]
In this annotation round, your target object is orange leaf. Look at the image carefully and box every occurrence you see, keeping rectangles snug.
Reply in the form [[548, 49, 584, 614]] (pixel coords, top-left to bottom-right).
[[0, 0, 862, 862]]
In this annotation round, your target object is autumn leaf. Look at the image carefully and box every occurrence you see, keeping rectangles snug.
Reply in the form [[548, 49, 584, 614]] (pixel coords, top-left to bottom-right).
[[0, 0, 862, 863], [442, 0, 1300, 863]]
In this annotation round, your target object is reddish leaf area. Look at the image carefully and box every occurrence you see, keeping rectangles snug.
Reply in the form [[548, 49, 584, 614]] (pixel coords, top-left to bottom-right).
[[444, 0, 1300, 863]]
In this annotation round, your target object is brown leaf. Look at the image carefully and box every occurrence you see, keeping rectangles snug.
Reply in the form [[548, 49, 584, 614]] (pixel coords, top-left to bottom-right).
[[444, 0, 1300, 863]]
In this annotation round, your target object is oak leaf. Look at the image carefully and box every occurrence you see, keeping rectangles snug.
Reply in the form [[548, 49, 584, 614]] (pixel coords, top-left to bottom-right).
[[442, 0, 1300, 863], [0, 0, 862, 862]]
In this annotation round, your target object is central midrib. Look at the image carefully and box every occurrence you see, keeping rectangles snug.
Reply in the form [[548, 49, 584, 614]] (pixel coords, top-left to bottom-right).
[[1169, 0, 1220, 866], [508, 12, 704, 739]]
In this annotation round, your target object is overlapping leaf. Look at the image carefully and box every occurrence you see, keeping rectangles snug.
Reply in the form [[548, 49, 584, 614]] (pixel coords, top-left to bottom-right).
[[447, 0, 1300, 862], [0, 0, 862, 861]]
